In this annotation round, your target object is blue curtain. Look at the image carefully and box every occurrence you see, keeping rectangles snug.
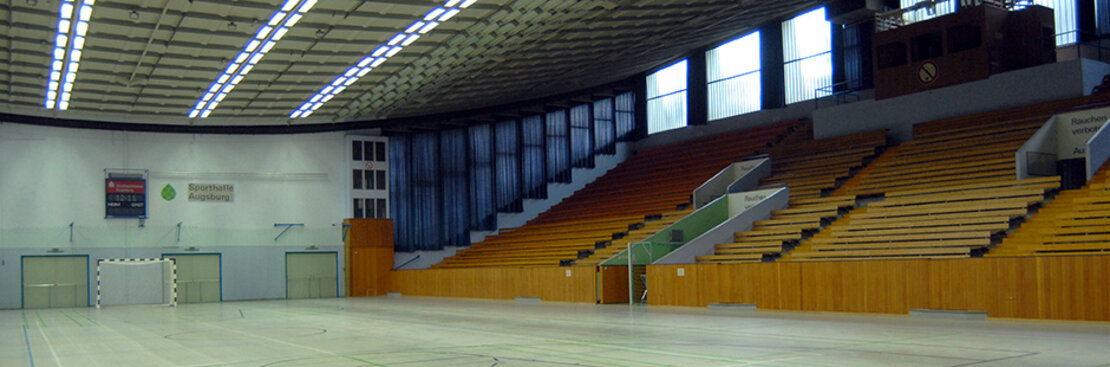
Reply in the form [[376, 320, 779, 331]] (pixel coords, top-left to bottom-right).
[[439, 128, 470, 248], [495, 119, 523, 212], [570, 104, 594, 168], [469, 124, 497, 230], [593, 98, 616, 155], [521, 115, 547, 199], [411, 132, 441, 250], [388, 135, 415, 252], [615, 92, 636, 140], [546, 110, 572, 183]]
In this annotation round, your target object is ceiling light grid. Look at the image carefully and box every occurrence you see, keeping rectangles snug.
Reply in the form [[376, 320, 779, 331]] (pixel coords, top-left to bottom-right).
[[290, 0, 476, 118], [188, 0, 318, 119], [44, 0, 95, 111]]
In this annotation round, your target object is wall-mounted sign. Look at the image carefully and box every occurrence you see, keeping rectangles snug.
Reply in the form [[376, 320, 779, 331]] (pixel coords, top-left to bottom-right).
[[106, 170, 148, 218], [917, 61, 938, 85], [1056, 107, 1110, 159], [161, 184, 176, 201], [188, 183, 234, 202]]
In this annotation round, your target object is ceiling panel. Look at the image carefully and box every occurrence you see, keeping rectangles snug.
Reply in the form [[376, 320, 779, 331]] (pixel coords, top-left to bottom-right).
[[0, 0, 826, 127]]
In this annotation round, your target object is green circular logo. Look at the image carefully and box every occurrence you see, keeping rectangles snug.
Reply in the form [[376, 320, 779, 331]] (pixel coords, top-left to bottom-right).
[[161, 184, 177, 201]]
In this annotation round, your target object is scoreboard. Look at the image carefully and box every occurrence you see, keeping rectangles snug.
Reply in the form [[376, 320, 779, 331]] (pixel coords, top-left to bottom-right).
[[105, 170, 147, 219]]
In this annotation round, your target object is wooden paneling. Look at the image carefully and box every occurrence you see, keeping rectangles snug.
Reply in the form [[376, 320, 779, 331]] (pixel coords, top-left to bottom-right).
[[390, 266, 598, 303], [345, 219, 393, 297], [648, 255, 1110, 322], [598, 266, 630, 304]]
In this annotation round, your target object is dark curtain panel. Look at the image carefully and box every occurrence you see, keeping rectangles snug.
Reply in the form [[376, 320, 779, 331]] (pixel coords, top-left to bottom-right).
[[545, 110, 572, 183], [570, 104, 595, 168], [615, 92, 636, 140], [468, 124, 497, 230], [440, 128, 471, 248], [495, 119, 523, 212], [521, 115, 547, 199], [388, 135, 414, 251], [411, 132, 442, 250], [593, 98, 616, 155]]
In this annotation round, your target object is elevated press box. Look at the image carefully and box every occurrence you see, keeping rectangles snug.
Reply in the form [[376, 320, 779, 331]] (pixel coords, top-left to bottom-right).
[[874, 4, 1055, 99]]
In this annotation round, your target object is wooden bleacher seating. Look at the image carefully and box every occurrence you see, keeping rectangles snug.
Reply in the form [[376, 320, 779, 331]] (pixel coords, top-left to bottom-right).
[[784, 178, 1059, 261], [434, 120, 800, 268], [993, 165, 1110, 256], [696, 129, 886, 264]]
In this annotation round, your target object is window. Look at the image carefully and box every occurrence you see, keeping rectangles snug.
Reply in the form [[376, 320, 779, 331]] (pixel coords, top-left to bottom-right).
[[521, 115, 546, 199], [494, 120, 522, 212], [545, 110, 571, 182], [911, 32, 944, 61], [1016, 0, 1077, 46], [593, 98, 616, 155], [707, 31, 761, 120], [901, 0, 955, 24], [351, 136, 389, 219], [646, 59, 688, 134], [569, 104, 593, 168], [615, 92, 635, 140], [947, 23, 982, 54], [877, 42, 908, 69], [783, 7, 832, 104]]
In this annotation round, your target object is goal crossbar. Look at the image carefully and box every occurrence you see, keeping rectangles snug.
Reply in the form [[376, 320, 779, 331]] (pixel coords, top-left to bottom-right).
[[96, 258, 177, 308]]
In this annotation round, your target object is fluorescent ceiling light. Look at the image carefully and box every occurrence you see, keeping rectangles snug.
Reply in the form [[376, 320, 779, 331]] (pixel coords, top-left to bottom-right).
[[289, 0, 476, 118], [424, 7, 445, 21], [188, 0, 317, 118], [439, 8, 460, 21], [44, 0, 96, 110]]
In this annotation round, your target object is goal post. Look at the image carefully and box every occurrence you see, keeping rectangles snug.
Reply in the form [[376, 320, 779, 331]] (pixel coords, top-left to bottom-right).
[[96, 258, 177, 308]]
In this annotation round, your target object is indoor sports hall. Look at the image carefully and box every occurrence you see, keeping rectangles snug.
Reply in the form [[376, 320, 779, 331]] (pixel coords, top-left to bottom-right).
[[2, 0, 1110, 366]]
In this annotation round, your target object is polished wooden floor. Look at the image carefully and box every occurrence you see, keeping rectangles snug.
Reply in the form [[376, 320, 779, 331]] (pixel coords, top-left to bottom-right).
[[3, 297, 1109, 366]]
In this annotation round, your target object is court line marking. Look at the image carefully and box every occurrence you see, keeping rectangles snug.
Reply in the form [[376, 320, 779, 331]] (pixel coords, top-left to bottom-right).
[[35, 323, 63, 367], [22, 324, 36, 367]]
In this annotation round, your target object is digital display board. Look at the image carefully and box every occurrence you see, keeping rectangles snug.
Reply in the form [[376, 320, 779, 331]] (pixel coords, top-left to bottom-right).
[[106, 172, 147, 218]]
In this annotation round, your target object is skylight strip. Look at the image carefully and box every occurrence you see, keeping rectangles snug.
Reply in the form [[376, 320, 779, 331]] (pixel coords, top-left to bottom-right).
[[44, 0, 95, 110], [289, 0, 477, 118], [187, 0, 316, 118]]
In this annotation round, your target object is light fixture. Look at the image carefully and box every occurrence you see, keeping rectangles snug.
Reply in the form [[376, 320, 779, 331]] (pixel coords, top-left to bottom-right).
[[129, 10, 139, 20], [227, 21, 237, 31], [289, 0, 477, 118], [187, 0, 317, 118], [44, 0, 95, 110]]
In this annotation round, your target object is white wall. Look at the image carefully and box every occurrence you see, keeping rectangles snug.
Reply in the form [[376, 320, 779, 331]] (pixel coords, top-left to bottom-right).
[[0, 123, 350, 308]]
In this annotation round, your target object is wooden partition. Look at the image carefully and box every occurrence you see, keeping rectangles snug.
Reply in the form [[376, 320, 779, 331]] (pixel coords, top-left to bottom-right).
[[647, 255, 1110, 321], [390, 266, 599, 302], [345, 219, 394, 297]]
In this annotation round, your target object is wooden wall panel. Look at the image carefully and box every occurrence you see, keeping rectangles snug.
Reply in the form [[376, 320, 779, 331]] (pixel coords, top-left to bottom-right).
[[598, 266, 630, 304], [647, 255, 1110, 322], [389, 266, 597, 303], [345, 219, 393, 297]]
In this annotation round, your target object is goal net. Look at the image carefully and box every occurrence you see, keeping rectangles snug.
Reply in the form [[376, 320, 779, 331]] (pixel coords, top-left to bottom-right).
[[96, 258, 177, 308]]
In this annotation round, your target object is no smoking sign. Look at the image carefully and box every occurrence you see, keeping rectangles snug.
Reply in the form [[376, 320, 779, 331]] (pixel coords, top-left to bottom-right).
[[917, 61, 938, 85]]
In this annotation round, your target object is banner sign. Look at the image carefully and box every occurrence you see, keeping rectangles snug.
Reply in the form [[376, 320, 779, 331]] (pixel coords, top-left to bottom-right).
[[1056, 107, 1110, 159], [188, 183, 234, 202], [106, 174, 147, 218]]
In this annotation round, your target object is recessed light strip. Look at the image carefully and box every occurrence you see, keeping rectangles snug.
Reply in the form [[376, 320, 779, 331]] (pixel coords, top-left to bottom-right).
[[289, 0, 477, 118], [188, 0, 317, 118], [44, 0, 95, 110]]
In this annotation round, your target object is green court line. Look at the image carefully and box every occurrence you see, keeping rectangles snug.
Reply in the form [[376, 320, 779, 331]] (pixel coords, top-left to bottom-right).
[[75, 311, 100, 326], [34, 312, 46, 328], [551, 338, 746, 363], [485, 344, 634, 367], [61, 312, 82, 327], [341, 355, 388, 367], [21, 311, 29, 328]]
